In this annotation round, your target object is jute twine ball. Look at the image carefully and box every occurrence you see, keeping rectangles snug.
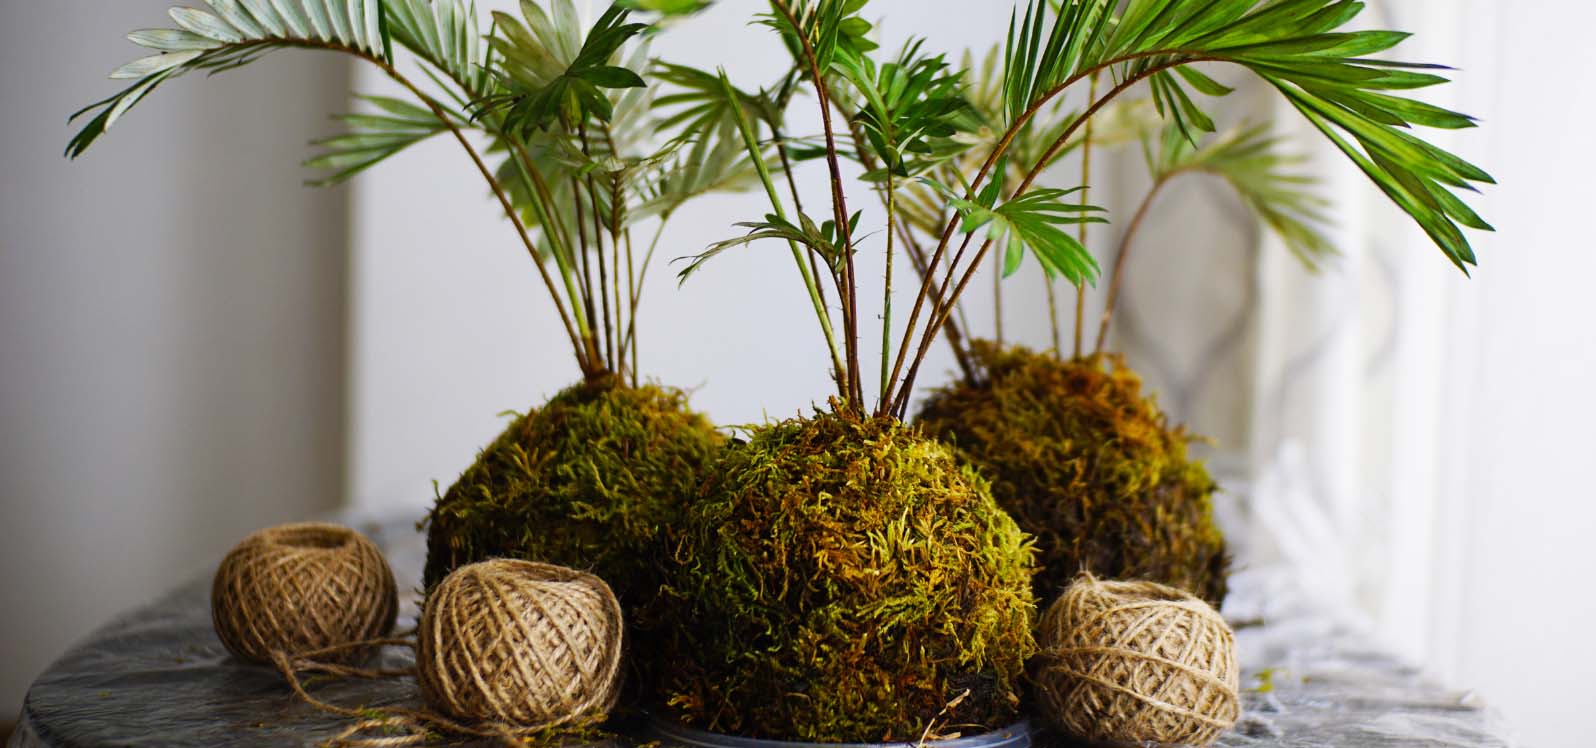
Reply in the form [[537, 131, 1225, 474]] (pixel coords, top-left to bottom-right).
[[1033, 573, 1239, 747], [417, 559, 624, 729], [211, 522, 398, 664]]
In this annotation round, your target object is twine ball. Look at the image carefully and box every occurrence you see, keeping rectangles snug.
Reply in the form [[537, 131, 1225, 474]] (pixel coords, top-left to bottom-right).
[[1033, 573, 1239, 747], [211, 522, 398, 664], [417, 559, 624, 729]]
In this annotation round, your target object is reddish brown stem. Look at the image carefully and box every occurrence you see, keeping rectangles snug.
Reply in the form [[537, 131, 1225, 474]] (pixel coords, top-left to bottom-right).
[[891, 60, 1198, 413], [1096, 176, 1171, 355], [372, 53, 596, 377], [826, 89, 977, 397], [773, 0, 863, 408]]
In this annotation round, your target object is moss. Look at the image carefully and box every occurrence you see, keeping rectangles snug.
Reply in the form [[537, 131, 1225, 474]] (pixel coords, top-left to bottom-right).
[[915, 342, 1228, 607], [657, 409, 1037, 742], [422, 375, 724, 614]]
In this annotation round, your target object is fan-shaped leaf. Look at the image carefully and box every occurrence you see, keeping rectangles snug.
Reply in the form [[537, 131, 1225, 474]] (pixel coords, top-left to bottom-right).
[[69, 0, 398, 158]]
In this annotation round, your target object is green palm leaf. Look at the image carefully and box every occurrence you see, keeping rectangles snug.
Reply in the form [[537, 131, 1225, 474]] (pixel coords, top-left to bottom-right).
[[68, 0, 387, 158], [304, 95, 451, 186], [383, 0, 487, 96], [1145, 121, 1335, 269], [923, 174, 1106, 284], [999, 0, 1492, 273], [485, 3, 649, 135]]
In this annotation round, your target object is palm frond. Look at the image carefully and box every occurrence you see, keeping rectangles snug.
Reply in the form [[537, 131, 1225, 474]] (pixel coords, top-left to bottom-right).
[[383, 0, 488, 96], [1147, 121, 1335, 269], [633, 121, 762, 221], [832, 39, 969, 178], [305, 95, 451, 186], [68, 0, 387, 158], [678, 210, 859, 282], [999, 0, 1492, 272], [485, 3, 649, 135], [923, 173, 1106, 284], [652, 62, 780, 135], [760, 0, 877, 75], [615, 0, 713, 16]]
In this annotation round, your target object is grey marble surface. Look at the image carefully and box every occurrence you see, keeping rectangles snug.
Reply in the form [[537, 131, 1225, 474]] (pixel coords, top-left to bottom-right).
[[9, 515, 1513, 748]]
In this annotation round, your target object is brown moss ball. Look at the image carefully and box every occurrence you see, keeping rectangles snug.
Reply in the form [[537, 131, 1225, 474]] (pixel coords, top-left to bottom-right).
[[657, 409, 1037, 742], [916, 342, 1228, 606], [423, 376, 724, 614]]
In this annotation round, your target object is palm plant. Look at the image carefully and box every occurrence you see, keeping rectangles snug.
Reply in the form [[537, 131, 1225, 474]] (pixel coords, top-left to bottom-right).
[[675, 0, 1489, 421], [657, 0, 1491, 738], [68, 0, 756, 614], [70, 0, 750, 385]]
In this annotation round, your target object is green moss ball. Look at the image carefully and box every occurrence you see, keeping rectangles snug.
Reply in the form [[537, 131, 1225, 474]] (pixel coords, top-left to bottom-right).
[[658, 410, 1037, 742], [915, 342, 1228, 607], [423, 376, 723, 612]]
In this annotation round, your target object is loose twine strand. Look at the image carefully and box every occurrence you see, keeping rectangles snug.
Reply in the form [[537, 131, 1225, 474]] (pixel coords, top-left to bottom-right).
[[1033, 573, 1239, 747]]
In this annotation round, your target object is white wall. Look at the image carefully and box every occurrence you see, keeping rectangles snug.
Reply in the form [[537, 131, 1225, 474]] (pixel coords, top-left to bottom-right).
[[1427, 2, 1596, 744], [0, 1, 350, 721]]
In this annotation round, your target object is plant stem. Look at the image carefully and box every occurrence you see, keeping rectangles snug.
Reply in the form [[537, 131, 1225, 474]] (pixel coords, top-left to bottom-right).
[[878, 170, 897, 414], [621, 217, 669, 379], [611, 184, 626, 379], [504, 139, 588, 329], [369, 54, 594, 376], [773, 125, 837, 327], [887, 51, 1214, 404], [1095, 175, 1170, 355], [718, 70, 847, 386], [772, 0, 862, 408], [993, 256, 1005, 346], [578, 123, 615, 373], [1045, 273, 1060, 354], [830, 95, 975, 383], [570, 169, 602, 372], [890, 59, 1197, 414], [1073, 72, 1100, 360], [601, 125, 628, 379], [624, 227, 638, 387]]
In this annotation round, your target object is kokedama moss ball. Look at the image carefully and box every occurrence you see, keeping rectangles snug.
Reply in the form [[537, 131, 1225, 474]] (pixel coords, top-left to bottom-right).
[[658, 409, 1037, 743], [423, 376, 723, 613], [915, 342, 1228, 606]]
